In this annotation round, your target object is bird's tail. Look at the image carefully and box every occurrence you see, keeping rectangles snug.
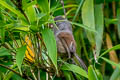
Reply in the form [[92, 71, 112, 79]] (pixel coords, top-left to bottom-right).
[[74, 53, 88, 72]]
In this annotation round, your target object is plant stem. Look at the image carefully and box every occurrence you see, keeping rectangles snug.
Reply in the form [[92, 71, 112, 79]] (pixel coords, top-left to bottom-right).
[[30, 68, 37, 80], [60, 0, 67, 18], [0, 64, 22, 78]]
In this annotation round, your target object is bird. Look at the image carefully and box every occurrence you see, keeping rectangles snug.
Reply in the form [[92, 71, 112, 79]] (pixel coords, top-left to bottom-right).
[[51, 16, 88, 71]]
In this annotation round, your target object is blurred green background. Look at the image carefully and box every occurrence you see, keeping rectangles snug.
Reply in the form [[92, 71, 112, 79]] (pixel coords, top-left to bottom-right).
[[0, 0, 120, 80]]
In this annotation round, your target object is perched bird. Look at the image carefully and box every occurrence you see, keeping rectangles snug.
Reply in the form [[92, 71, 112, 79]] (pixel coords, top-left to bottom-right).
[[52, 16, 88, 71]]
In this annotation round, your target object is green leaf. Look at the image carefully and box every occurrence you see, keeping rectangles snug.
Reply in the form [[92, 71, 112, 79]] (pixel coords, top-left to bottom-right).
[[37, 13, 47, 26], [37, 13, 46, 20], [95, 4, 104, 57], [117, 8, 120, 39], [16, 45, 27, 74], [3, 70, 14, 80], [37, 0, 50, 21], [29, 25, 38, 32], [3, 64, 21, 80], [22, 1, 37, 10], [0, 0, 28, 25], [0, 25, 5, 43], [81, 0, 95, 46], [69, 21, 96, 33], [25, 5, 37, 24], [55, 4, 78, 12], [101, 57, 120, 68], [88, 65, 98, 80], [42, 28, 57, 70], [0, 47, 11, 56], [37, 0, 49, 13], [0, 10, 5, 43], [66, 8, 76, 16], [63, 71, 72, 80], [110, 66, 120, 80], [72, 0, 84, 22], [12, 27, 29, 32], [105, 18, 118, 25], [100, 44, 120, 57], [61, 63, 88, 78], [0, 72, 2, 80], [95, 69, 103, 80], [0, 0, 25, 19]]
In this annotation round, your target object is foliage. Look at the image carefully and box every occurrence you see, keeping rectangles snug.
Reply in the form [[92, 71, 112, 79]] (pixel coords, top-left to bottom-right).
[[0, 0, 120, 80]]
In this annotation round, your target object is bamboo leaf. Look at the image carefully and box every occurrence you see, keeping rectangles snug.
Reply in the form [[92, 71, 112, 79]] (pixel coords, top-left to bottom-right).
[[25, 5, 37, 24], [61, 63, 88, 78], [42, 28, 57, 70], [37, 0, 50, 21], [110, 66, 120, 80], [117, 8, 120, 39], [81, 0, 95, 46], [0, 26, 5, 43], [0, 47, 11, 56], [95, 4, 104, 57], [0, 10, 5, 43], [12, 27, 29, 32], [72, 0, 84, 22], [88, 65, 98, 80], [101, 57, 120, 68], [16, 45, 27, 74], [69, 21, 96, 33], [100, 44, 120, 57], [22, 1, 37, 10], [55, 5, 78, 12], [63, 71, 72, 80], [95, 69, 103, 80], [0, 0, 24, 19]]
